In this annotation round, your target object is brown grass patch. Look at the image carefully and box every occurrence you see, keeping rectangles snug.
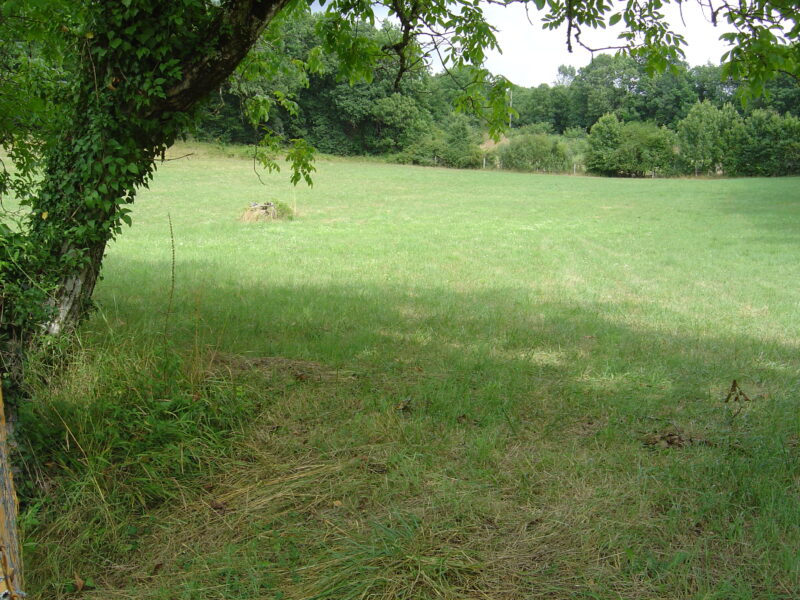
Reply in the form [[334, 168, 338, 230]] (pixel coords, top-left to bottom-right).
[[642, 427, 709, 449], [81, 440, 352, 598]]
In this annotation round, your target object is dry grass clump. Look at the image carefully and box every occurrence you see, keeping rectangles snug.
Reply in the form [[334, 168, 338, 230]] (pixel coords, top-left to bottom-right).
[[240, 200, 294, 222]]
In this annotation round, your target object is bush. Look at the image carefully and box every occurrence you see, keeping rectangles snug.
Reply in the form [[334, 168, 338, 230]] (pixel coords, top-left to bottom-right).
[[499, 133, 571, 172], [587, 114, 677, 177], [439, 115, 483, 168], [677, 101, 725, 175], [586, 113, 623, 175], [562, 127, 589, 171], [367, 94, 429, 154], [615, 122, 677, 177], [677, 101, 745, 176], [729, 110, 800, 176], [512, 122, 555, 135], [393, 115, 482, 169], [393, 130, 448, 167]]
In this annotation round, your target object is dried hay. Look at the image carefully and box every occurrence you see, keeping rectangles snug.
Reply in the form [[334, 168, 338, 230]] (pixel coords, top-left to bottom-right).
[[105, 453, 350, 596], [240, 202, 277, 222]]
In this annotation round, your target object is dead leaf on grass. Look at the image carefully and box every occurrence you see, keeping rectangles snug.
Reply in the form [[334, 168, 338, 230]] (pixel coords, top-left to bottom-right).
[[356, 456, 389, 473], [394, 398, 413, 413], [456, 414, 478, 425], [643, 428, 708, 449]]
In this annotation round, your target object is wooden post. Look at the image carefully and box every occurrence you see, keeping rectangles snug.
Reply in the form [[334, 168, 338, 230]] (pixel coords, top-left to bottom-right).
[[0, 386, 23, 599]]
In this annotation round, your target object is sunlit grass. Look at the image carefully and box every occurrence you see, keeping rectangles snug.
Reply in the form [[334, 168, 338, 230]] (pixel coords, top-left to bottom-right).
[[23, 143, 800, 599]]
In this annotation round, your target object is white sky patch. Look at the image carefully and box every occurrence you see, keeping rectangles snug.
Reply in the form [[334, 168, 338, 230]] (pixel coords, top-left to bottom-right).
[[335, 1, 739, 87], [482, 2, 738, 86]]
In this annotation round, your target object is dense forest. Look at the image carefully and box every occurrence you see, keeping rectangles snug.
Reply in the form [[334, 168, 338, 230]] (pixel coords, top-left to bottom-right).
[[196, 11, 800, 177]]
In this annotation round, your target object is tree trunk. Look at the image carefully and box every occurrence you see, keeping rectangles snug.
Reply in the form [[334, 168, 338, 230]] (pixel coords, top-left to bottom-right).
[[0, 387, 22, 600], [45, 240, 108, 336], [0, 0, 293, 586]]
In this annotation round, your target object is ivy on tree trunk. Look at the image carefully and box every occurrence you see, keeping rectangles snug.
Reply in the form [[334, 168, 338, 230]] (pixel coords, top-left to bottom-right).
[[1, 0, 292, 386]]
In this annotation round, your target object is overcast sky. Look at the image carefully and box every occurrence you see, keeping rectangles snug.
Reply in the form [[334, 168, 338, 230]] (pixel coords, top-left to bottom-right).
[[480, 2, 737, 87], [323, 1, 738, 87]]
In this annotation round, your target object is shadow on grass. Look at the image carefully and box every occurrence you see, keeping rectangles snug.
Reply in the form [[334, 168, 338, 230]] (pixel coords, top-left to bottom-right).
[[95, 255, 799, 431], [714, 177, 800, 244], [58, 255, 800, 599]]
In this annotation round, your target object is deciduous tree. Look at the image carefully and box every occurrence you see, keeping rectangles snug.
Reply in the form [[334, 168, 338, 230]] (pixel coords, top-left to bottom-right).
[[678, 100, 727, 175]]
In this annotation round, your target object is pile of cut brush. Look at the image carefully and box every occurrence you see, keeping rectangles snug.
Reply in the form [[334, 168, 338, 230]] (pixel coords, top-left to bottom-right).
[[240, 202, 278, 222]]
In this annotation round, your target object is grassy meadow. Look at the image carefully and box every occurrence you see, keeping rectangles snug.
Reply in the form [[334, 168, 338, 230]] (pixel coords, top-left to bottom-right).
[[21, 143, 800, 599]]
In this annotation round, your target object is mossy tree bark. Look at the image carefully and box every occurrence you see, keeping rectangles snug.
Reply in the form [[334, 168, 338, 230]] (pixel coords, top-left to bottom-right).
[[0, 386, 21, 599], [0, 0, 291, 375]]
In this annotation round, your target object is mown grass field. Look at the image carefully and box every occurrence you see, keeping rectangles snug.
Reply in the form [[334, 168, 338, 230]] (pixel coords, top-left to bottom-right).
[[21, 143, 800, 599]]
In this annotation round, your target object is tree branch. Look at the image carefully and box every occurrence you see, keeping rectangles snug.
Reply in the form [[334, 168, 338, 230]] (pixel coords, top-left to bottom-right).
[[156, 0, 291, 116]]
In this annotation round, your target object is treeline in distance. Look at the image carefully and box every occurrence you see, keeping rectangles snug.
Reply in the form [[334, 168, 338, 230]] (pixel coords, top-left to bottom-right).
[[195, 11, 800, 177]]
